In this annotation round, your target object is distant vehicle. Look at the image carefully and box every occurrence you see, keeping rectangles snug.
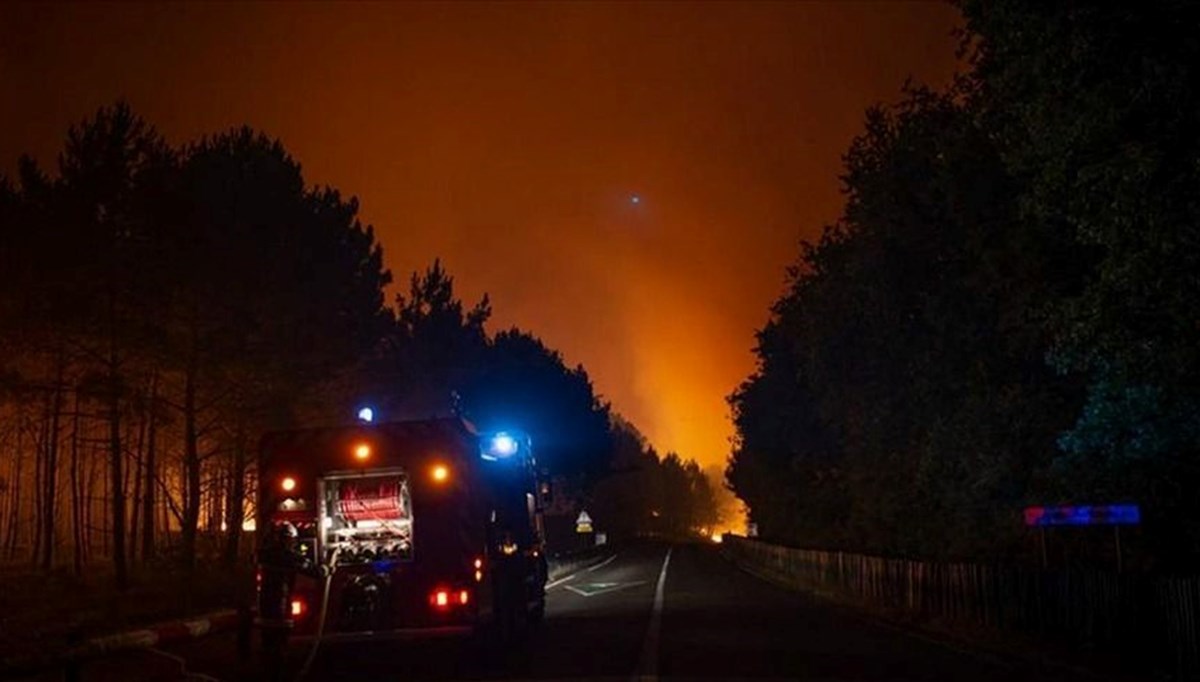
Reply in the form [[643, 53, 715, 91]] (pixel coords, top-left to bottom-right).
[[255, 418, 549, 655]]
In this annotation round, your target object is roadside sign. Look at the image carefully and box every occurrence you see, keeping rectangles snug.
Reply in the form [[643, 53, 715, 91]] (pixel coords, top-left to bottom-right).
[[576, 510, 593, 534], [1024, 503, 1140, 573], [1023, 504, 1140, 527]]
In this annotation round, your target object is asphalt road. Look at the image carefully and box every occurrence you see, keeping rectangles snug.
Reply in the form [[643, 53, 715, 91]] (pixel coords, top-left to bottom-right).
[[55, 542, 1102, 681]]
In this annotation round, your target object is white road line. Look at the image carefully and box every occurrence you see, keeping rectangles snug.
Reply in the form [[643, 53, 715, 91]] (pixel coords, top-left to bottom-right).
[[564, 580, 646, 598], [546, 553, 617, 590], [631, 546, 672, 682], [585, 553, 619, 573]]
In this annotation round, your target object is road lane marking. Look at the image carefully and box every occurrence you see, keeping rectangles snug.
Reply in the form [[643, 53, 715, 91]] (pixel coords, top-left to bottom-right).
[[546, 553, 617, 590], [585, 553, 619, 573], [564, 580, 646, 597], [631, 546, 672, 682], [545, 573, 577, 589]]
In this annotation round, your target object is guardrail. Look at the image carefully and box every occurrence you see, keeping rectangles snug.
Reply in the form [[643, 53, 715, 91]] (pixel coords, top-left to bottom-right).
[[723, 535, 1200, 680]]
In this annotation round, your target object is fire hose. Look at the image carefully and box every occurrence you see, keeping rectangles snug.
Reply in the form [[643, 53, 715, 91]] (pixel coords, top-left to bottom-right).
[[293, 547, 339, 682]]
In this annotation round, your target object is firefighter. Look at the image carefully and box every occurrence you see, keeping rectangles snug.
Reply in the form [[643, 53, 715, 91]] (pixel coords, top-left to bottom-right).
[[258, 521, 314, 678]]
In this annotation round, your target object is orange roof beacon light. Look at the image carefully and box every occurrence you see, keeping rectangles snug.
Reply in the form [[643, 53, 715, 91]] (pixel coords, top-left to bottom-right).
[[431, 463, 450, 483], [281, 476, 297, 492], [353, 442, 371, 461]]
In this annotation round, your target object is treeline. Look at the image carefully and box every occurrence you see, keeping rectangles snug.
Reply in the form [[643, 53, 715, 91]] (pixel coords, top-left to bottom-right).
[[0, 104, 391, 587], [728, 1, 1200, 570], [0, 103, 715, 587], [590, 417, 722, 542], [365, 263, 724, 543], [359, 259, 615, 480]]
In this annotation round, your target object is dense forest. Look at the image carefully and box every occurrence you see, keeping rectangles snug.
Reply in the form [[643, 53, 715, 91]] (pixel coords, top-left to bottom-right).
[[0, 104, 719, 588], [728, 1, 1200, 571]]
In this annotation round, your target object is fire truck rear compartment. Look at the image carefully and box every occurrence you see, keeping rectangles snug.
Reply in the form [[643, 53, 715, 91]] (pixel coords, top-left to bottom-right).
[[320, 469, 414, 565], [311, 469, 478, 632]]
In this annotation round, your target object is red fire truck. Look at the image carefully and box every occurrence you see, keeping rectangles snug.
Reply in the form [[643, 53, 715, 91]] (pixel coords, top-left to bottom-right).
[[255, 417, 548, 650]]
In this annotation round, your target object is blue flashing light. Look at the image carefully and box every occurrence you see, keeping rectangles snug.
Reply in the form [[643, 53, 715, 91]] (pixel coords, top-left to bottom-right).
[[482, 431, 523, 461], [357, 407, 374, 423], [493, 433, 518, 456]]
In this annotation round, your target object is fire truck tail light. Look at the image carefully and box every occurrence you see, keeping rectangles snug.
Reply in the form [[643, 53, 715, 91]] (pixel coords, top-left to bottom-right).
[[474, 557, 483, 569], [459, 590, 469, 605], [431, 590, 450, 608], [291, 598, 306, 617]]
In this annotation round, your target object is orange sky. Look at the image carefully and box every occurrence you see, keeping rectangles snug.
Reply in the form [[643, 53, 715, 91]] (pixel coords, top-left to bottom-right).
[[0, 2, 961, 472]]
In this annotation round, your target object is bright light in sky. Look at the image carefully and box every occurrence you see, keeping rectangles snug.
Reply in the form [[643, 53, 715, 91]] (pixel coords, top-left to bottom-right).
[[630, 195, 641, 205], [357, 406, 374, 422]]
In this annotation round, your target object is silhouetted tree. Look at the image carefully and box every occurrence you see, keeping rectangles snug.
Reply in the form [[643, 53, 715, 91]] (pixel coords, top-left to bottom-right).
[[371, 260, 490, 419], [466, 330, 612, 479], [54, 103, 174, 588], [962, 0, 1200, 568], [0, 105, 392, 580], [369, 262, 613, 480], [730, 87, 1082, 560], [171, 127, 392, 568]]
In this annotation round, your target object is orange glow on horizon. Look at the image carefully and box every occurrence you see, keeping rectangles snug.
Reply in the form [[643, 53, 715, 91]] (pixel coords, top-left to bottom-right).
[[0, 3, 962, 505]]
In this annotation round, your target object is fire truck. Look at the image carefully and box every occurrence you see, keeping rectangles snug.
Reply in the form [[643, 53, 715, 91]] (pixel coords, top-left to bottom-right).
[[255, 417, 549, 651]]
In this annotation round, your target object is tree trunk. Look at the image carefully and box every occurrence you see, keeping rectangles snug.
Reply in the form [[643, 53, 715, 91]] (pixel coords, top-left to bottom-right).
[[141, 373, 158, 562], [109, 345, 128, 590], [181, 355, 201, 571], [85, 440, 100, 564], [70, 388, 83, 576], [42, 361, 64, 570], [128, 391, 146, 567], [4, 419, 22, 559], [32, 395, 45, 565], [222, 422, 246, 568]]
